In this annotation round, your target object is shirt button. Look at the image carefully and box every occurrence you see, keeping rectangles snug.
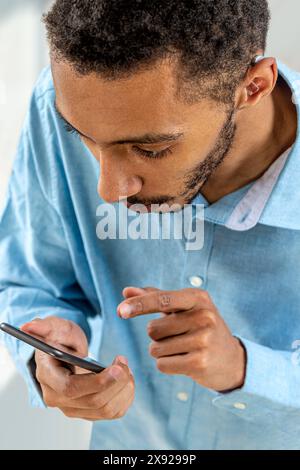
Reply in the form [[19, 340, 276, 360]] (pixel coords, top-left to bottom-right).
[[233, 402, 247, 410], [177, 392, 189, 402], [189, 276, 203, 288]]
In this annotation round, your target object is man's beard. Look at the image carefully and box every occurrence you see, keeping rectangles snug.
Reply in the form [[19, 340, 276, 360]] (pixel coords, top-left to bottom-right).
[[126, 106, 237, 209], [180, 106, 237, 204]]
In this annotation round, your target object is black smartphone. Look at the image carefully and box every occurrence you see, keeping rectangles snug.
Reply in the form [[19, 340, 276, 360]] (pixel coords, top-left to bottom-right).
[[0, 322, 106, 374]]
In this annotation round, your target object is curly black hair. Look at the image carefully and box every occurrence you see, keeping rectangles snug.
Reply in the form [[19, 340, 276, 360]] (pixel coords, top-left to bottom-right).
[[44, 0, 270, 104]]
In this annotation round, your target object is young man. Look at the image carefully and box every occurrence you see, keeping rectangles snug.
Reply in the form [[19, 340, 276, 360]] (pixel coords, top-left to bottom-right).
[[0, 0, 300, 450]]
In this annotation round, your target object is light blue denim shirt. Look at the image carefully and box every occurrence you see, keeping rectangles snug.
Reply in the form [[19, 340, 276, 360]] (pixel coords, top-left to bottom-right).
[[1, 59, 300, 450]]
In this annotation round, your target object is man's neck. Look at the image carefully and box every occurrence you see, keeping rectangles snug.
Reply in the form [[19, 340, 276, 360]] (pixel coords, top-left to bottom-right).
[[201, 74, 298, 204]]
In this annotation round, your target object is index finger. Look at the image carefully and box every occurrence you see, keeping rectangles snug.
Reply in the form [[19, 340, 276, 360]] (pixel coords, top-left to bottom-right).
[[117, 288, 210, 319]]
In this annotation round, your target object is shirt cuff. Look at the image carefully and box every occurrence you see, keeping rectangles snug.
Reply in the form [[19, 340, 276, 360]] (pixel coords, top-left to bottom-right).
[[211, 336, 299, 422], [14, 340, 46, 408]]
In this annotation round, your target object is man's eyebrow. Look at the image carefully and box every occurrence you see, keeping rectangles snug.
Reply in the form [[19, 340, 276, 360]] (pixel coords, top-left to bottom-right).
[[54, 101, 184, 145], [111, 132, 184, 146]]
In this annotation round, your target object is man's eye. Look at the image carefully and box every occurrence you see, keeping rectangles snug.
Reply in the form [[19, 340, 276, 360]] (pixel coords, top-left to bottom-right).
[[132, 146, 172, 159]]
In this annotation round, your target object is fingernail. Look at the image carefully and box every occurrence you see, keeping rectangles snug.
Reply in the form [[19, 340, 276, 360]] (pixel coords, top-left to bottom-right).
[[119, 303, 135, 319], [117, 355, 128, 366], [109, 366, 123, 381]]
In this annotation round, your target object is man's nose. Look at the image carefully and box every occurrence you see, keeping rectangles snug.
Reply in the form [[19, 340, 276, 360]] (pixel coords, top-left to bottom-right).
[[97, 158, 143, 203]]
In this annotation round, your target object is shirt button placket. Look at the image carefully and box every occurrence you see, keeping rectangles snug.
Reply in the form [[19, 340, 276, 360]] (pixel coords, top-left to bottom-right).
[[170, 219, 215, 446], [167, 377, 195, 447]]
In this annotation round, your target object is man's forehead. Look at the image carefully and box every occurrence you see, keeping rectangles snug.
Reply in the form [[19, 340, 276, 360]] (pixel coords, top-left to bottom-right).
[[52, 60, 190, 141], [51, 57, 180, 106]]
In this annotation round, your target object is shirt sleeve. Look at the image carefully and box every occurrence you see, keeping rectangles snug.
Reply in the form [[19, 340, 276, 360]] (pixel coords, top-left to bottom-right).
[[0, 82, 96, 408], [212, 335, 300, 435]]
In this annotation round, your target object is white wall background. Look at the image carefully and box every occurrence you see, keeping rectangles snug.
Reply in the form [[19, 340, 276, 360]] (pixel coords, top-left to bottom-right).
[[0, 0, 299, 450]]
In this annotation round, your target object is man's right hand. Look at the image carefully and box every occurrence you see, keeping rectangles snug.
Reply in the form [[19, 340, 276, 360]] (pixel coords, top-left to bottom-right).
[[21, 316, 135, 421]]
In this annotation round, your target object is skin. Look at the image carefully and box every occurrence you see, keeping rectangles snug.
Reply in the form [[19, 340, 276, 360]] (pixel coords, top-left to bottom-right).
[[119, 286, 246, 392], [22, 51, 297, 420], [22, 317, 135, 421]]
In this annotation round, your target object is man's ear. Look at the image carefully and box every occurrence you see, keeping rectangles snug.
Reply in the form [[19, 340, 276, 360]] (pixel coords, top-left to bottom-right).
[[235, 57, 278, 110]]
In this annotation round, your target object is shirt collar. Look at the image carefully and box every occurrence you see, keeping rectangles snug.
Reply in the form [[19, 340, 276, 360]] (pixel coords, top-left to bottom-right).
[[191, 59, 300, 231]]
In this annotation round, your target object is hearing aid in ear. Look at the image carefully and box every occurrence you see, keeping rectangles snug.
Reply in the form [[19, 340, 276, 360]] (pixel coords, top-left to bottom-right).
[[254, 55, 265, 64]]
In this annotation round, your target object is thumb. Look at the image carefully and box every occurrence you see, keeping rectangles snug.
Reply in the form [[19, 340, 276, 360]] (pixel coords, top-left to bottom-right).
[[122, 286, 159, 299], [113, 355, 128, 366], [112, 355, 134, 377]]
